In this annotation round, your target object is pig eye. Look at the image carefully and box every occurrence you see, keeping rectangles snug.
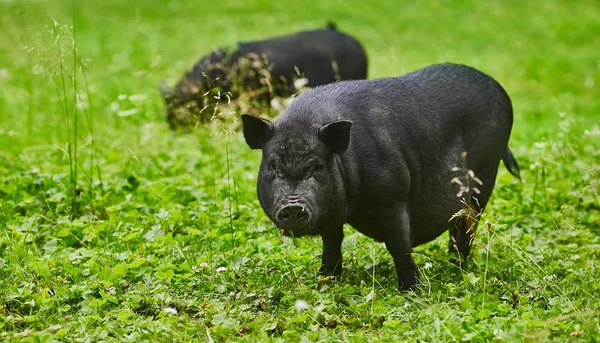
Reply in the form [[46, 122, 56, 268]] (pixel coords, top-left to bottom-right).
[[270, 162, 283, 177], [304, 162, 324, 178]]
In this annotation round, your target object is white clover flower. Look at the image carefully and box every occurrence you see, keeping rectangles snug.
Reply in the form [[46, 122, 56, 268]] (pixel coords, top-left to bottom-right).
[[270, 98, 283, 111], [163, 307, 178, 315], [294, 78, 309, 90], [295, 300, 310, 311], [199, 262, 209, 268], [424, 262, 433, 270], [216, 266, 227, 273], [105, 286, 116, 295]]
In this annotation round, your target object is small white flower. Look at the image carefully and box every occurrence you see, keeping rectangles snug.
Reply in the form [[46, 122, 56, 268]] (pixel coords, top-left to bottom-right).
[[192, 265, 200, 274], [128, 94, 148, 102], [584, 126, 600, 136], [424, 262, 433, 270], [117, 108, 140, 117], [105, 286, 116, 295], [163, 307, 178, 315], [294, 78, 309, 90], [199, 262, 209, 268], [295, 300, 310, 311], [270, 98, 283, 111], [216, 266, 227, 273]]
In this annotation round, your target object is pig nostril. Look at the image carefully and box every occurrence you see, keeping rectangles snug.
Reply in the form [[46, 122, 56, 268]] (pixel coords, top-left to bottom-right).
[[278, 205, 308, 225]]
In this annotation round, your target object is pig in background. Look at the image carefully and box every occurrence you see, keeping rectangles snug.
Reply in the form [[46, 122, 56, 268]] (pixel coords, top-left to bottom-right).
[[160, 22, 368, 130], [242, 63, 521, 290]]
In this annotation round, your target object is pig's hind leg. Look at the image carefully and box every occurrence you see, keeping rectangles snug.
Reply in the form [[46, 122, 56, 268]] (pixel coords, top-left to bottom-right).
[[448, 205, 480, 267], [449, 190, 492, 267], [449, 160, 500, 266]]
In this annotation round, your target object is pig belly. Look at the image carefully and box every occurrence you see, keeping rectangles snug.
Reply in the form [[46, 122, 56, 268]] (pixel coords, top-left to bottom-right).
[[409, 205, 458, 246], [408, 174, 463, 246]]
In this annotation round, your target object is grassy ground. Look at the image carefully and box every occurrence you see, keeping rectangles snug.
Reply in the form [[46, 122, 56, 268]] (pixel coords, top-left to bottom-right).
[[1, 0, 599, 341]]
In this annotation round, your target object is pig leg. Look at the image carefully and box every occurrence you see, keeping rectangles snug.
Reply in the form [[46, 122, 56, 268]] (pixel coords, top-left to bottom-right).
[[448, 225, 459, 254], [382, 204, 419, 290], [319, 225, 344, 276], [450, 212, 479, 266], [450, 196, 488, 266]]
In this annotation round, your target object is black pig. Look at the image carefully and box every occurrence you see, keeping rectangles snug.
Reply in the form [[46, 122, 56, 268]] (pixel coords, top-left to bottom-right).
[[161, 23, 367, 129], [241, 63, 521, 290]]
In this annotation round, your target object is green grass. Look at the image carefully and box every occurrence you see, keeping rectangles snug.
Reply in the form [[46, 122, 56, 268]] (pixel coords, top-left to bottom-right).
[[1, 0, 599, 341]]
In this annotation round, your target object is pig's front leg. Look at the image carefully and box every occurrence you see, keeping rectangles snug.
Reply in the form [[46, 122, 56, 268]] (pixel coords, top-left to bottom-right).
[[319, 225, 344, 276], [382, 203, 419, 290]]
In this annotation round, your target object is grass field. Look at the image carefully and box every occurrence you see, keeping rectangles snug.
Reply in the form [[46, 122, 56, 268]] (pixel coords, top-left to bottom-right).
[[1, 0, 599, 341]]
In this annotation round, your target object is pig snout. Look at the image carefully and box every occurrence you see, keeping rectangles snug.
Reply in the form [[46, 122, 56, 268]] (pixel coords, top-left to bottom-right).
[[277, 205, 309, 225], [274, 197, 313, 234]]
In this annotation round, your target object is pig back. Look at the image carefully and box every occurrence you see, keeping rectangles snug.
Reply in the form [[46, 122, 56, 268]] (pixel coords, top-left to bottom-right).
[[237, 29, 367, 86]]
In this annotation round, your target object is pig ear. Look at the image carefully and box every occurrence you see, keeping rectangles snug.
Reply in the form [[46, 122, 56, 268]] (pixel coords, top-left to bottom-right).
[[318, 120, 352, 154], [241, 114, 274, 149]]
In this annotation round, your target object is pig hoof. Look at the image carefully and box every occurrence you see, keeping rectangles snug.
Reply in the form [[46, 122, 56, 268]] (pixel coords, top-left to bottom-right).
[[319, 265, 342, 276], [450, 257, 467, 269], [397, 275, 418, 291]]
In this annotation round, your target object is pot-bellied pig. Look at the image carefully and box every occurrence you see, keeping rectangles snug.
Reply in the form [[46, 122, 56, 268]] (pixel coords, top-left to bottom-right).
[[241, 63, 521, 290], [160, 23, 367, 129]]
